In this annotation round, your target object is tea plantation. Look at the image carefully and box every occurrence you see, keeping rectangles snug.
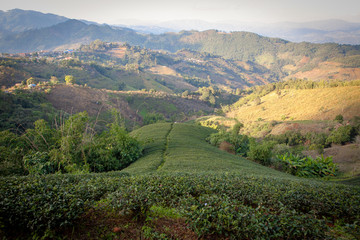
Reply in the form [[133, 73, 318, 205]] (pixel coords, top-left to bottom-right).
[[1, 123, 359, 239]]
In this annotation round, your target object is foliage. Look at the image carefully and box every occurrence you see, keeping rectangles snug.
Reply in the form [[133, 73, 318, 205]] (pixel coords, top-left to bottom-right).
[[276, 153, 338, 177], [0, 130, 27, 175], [23, 151, 57, 175], [64, 75, 75, 85], [1, 123, 360, 239], [0, 110, 142, 176], [142, 112, 165, 126], [266, 131, 305, 146], [2, 172, 357, 238], [335, 114, 344, 123], [0, 90, 60, 131], [247, 140, 274, 165], [85, 117, 143, 172], [207, 123, 249, 156], [0, 173, 129, 236], [326, 125, 357, 145]]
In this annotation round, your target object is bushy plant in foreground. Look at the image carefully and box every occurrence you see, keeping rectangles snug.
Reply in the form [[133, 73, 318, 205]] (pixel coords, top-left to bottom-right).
[[1, 173, 359, 239], [0, 173, 128, 236], [276, 153, 338, 177], [184, 194, 327, 239]]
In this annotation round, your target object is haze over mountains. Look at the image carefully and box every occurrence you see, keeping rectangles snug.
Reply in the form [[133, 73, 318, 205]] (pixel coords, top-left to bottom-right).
[[115, 19, 360, 45], [1, 8, 360, 49]]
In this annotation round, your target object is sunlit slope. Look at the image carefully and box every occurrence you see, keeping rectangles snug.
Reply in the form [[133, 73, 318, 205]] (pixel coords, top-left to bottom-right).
[[228, 86, 360, 122], [125, 123, 294, 179]]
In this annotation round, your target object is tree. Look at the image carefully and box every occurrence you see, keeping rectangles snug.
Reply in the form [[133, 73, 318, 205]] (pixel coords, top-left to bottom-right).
[[65, 75, 75, 85]]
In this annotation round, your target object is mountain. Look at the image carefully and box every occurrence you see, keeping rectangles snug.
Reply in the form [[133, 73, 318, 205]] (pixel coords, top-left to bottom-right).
[[0, 19, 144, 53], [118, 19, 360, 45], [1, 10, 360, 84], [0, 9, 68, 35]]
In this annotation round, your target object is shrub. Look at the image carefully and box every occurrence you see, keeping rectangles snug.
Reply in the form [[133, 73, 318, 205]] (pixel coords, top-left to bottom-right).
[[185, 194, 328, 239], [276, 153, 338, 177], [266, 131, 305, 146], [305, 132, 329, 147], [207, 126, 249, 156], [0, 173, 359, 239], [248, 141, 273, 165], [85, 125, 142, 172], [335, 114, 344, 123], [23, 151, 57, 175], [326, 125, 356, 145]]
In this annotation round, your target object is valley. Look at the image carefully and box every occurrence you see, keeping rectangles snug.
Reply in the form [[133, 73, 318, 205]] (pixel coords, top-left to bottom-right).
[[0, 8, 360, 240]]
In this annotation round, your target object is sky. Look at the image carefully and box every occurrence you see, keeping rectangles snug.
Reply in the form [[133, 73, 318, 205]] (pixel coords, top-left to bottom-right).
[[1, 0, 360, 24]]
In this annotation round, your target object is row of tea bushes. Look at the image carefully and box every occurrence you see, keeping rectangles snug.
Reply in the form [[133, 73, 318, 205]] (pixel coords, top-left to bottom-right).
[[1, 173, 359, 238]]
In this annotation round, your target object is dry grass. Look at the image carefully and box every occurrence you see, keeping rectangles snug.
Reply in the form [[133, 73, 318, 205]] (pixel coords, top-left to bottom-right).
[[107, 47, 126, 58], [287, 61, 360, 81], [227, 86, 360, 123], [269, 122, 335, 135], [148, 65, 178, 76]]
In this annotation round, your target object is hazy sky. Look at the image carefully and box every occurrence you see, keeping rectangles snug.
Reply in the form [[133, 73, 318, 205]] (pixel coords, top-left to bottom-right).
[[1, 0, 360, 24]]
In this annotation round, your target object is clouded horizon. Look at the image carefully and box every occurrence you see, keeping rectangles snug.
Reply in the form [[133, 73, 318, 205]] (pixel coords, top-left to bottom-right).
[[1, 0, 360, 24]]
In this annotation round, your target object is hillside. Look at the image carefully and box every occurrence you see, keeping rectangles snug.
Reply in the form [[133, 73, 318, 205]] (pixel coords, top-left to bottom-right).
[[45, 84, 214, 124], [1, 120, 360, 239], [0, 9, 68, 35], [125, 123, 294, 178], [0, 19, 144, 53], [227, 86, 360, 123]]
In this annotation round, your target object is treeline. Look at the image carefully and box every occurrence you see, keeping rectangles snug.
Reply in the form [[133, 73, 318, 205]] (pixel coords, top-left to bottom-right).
[[0, 111, 142, 176]]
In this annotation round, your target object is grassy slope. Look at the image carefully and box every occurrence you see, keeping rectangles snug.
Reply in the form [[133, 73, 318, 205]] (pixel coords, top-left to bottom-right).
[[125, 123, 295, 180], [228, 86, 360, 122]]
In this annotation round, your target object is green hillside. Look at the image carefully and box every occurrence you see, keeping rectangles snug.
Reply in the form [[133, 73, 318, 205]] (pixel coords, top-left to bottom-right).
[[126, 123, 292, 178]]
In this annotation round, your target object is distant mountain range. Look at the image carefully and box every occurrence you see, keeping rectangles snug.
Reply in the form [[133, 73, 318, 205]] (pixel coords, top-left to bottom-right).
[[1, 8, 360, 85], [1, 8, 360, 46], [0, 9, 67, 35], [116, 19, 360, 45]]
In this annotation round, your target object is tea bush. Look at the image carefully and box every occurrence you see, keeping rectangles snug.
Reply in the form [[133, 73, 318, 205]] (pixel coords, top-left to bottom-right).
[[0, 172, 129, 236], [1, 173, 359, 238]]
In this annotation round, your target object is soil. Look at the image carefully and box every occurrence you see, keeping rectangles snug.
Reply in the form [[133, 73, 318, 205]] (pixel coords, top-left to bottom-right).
[[65, 209, 198, 240]]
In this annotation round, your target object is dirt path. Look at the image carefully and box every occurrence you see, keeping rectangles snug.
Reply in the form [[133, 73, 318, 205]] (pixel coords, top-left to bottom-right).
[[157, 123, 174, 171]]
